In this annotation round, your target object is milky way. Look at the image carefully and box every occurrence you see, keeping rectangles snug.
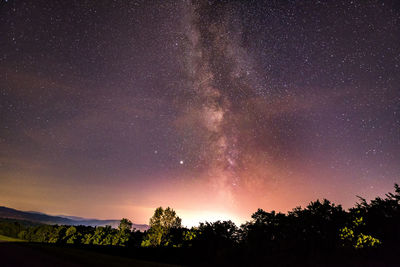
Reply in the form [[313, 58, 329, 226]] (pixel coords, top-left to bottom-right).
[[177, 1, 278, 204]]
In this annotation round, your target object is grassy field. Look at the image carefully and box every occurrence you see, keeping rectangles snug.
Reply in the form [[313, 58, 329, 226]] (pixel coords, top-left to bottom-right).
[[30, 244, 179, 267], [0, 234, 26, 242], [0, 242, 179, 267]]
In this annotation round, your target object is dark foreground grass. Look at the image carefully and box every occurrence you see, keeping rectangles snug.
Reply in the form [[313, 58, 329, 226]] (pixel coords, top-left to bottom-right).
[[0, 242, 178, 267], [1, 241, 399, 267], [0, 234, 26, 242]]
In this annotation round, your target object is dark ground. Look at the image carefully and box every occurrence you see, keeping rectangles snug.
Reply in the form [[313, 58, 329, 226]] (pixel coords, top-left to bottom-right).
[[0, 242, 177, 267], [0, 241, 399, 267]]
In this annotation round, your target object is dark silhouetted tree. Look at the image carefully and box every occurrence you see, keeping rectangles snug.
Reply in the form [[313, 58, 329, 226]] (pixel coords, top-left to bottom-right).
[[141, 207, 182, 247]]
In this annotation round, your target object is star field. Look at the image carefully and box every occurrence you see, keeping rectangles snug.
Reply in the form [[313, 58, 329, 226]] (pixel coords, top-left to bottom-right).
[[0, 0, 399, 225]]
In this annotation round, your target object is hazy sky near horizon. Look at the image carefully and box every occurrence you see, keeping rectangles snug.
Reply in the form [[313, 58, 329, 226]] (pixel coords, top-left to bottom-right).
[[0, 0, 399, 226]]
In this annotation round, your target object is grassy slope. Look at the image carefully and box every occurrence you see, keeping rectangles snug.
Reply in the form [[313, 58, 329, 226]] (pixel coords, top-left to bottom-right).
[[1, 243, 178, 267], [0, 233, 179, 266], [0, 234, 26, 242], [33, 244, 178, 267]]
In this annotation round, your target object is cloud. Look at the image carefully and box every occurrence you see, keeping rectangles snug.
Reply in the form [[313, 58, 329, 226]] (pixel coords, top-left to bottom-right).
[[0, 66, 81, 101], [23, 95, 168, 150]]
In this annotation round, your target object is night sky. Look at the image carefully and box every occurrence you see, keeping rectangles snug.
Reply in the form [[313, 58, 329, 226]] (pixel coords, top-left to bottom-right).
[[1, 0, 399, 226]]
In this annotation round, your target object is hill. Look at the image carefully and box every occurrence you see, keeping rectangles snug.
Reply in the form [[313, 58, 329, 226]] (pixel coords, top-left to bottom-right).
[[0, 206, 149, 231]]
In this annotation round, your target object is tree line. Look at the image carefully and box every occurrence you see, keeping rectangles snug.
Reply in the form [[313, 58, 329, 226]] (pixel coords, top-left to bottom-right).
[[1, 184, 399, 265], [0, 218, 143, 246]]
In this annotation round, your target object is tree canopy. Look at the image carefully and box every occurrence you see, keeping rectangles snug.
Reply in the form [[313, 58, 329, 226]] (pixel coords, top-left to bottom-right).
[[142, 206, 182, 247]]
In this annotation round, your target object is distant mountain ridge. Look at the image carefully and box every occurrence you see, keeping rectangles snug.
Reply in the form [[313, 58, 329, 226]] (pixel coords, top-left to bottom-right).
[[0, 206, 149, 231]]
